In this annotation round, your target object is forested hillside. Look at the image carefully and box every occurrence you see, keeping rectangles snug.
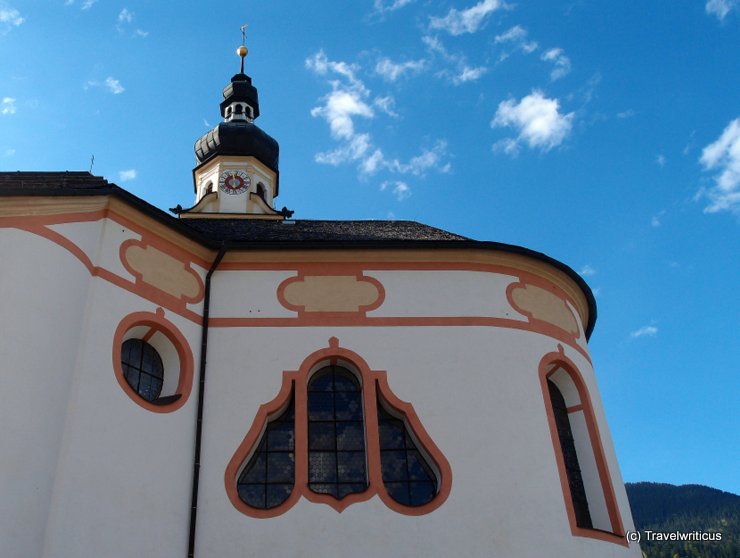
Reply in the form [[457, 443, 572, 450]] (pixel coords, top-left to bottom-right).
[[626, 482, 739, 558]]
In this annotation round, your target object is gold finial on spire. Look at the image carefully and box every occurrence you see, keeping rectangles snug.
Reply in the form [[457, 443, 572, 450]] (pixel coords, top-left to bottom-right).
[[237, 24, 249, 73]]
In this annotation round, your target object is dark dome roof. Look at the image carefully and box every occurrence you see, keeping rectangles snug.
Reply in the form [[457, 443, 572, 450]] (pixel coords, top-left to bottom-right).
[[194, 121, 279, 173]]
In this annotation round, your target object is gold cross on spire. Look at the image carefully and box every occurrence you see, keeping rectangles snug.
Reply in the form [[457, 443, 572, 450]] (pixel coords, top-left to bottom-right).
[[237, 24, 249, 73]]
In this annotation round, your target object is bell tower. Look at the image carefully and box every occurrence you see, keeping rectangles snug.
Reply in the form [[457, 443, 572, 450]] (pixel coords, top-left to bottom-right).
[[179, 32, 290, 220]]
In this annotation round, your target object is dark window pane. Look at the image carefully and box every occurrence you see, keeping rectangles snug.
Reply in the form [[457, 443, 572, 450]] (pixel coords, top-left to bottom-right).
[[337, 451, 366, 483], [406, 450, 435, 481], [237, 392, 296, 510], [336, 422, 364, 451], [309, 422, 335, 451], [308, 483, 337, 497], [338, 483, 367, 499], [266, 484, 293, 508], [308, 370, 333, 391], [378, 397, 438, 507], [238, 484, 265, 508], [385, 482, 410, 506], [123, 339, 142, 365], [268, 422, 295, 451], [333, 372, 360, 392], [267, 453, 294, 483], [410, 482, 436, 506], [120, 339, 164, 402], [334, 392, 363, 420], [239, 454, 265, 484], [381, 451, 408, 482], [308, 392, 334, 421], [307, 366, 368, 499], [309, 452, 337, 483], [378, 420, 405, 449], [547, 380, 593, 529]]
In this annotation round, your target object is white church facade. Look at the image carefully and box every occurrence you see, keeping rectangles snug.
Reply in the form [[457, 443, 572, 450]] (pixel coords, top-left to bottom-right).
[[0, 47, 642, 558]]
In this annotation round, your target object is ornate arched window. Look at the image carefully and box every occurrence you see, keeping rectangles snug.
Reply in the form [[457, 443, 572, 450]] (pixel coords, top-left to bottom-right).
[[226, 339, 452, 518]]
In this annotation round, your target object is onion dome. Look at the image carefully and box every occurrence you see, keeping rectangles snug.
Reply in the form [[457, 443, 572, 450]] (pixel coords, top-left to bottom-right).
[[193, 47, 279, 180]]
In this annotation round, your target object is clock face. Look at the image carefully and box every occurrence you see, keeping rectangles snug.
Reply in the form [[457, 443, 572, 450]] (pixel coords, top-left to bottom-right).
[[219, 170, 251, 195]]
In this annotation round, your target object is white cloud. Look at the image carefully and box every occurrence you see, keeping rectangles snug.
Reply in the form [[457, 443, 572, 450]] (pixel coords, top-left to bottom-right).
[[494, 25, 538, 55], [118, 8, 133, 24], [706, 0, 738, 20], [579, 264, 596, 277], [699, 117, 740, 214], [491, 90, 574, 153], [375, 57, 426, 81], [3, 148, 15, 157], [0, 6, 24, 31], [422, 35, 488, 86], [495, 25, 526, 43], [373, 0, 414, 14], [541, 48, 571, 81], [116, 8, 147, 36], [374, 95, 398, 117], [81, 0, 97, 10], [617, 109, 636, 119], [429, 0, 503, 35], [307, 50, 449, 179], [105, 77, 125, 94], [492, 137, 520, 156], [85, 77, 125, 95], [1, 97, 17, 115], [453, 65, 487, 84], [656, 154, 666, 167], [651, 210, 666, 227], [311, 89, 374, 140], [118, 169, 137, 182], [630, 325, 658, 339], [387, 141, 451, 176], [381, 180, 412, 201]]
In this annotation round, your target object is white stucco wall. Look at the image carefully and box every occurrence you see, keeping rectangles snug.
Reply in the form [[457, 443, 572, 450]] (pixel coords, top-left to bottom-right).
[[0, 223, 639, 558]]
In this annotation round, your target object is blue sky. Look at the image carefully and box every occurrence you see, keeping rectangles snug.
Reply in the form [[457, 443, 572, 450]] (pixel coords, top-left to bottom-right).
[[1, 1, 738, 494]]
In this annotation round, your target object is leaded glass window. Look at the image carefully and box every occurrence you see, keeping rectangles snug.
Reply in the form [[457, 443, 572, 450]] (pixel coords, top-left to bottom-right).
[[377, 399, 437, 507], [121, 339, 164, 402], [237, 394, 295, 509], [307, 366, 368, 499], [547, 379, 593, 529]]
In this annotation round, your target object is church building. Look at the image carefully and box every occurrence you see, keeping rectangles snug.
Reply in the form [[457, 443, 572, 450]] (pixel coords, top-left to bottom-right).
[[0, 45, 642, 558]]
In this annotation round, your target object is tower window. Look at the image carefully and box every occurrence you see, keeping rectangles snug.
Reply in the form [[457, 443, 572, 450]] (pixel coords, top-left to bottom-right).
[[121, 339, 164, 402]]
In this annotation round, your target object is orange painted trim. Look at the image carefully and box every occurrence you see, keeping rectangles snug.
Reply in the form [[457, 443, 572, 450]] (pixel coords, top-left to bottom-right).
[[566, 404, 585, 413], [3, 221, 203, 325], [276, 269, 385, 317], [208, 315, 592, 364], [1, 215, 588, 357], [111, 308, 195, 413], [119, 238, 205, 305], [506, 279, 582, 340], [225, 337, 452, 518], [538, 345, 626, 546]]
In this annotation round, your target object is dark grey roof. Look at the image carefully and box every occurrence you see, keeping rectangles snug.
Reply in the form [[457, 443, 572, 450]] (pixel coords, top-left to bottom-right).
[[181, 218, 469, 242], [0, 171, 114, 193]]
